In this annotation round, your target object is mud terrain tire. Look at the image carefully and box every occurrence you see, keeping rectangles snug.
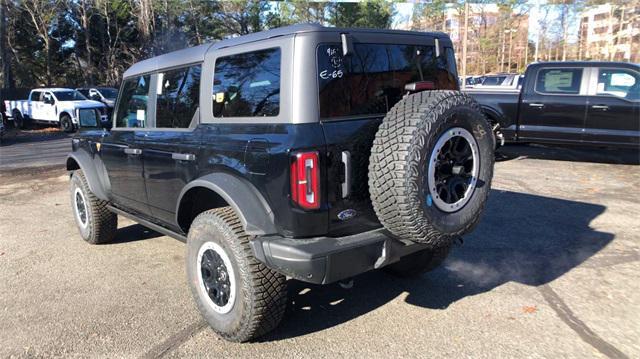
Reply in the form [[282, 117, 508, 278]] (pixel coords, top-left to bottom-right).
[[369, 90, 494, 247], [70, 170, 118, 244], [186, 207, 287, 342]]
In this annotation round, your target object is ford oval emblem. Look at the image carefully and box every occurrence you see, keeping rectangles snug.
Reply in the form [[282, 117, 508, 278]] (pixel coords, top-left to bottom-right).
[[337, 209, 357, 221]]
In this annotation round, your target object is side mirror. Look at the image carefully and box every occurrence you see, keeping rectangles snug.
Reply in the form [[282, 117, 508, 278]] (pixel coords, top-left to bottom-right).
[[45, 98, 54, 105]]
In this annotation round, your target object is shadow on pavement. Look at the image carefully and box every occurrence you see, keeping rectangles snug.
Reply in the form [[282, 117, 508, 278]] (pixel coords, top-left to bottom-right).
[[110, 223, 163, 244], [264, 189, 613, 341], [496, 143, 639, 165]]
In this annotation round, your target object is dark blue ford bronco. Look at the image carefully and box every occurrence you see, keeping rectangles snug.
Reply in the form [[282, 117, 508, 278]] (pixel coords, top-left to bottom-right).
[[67, 24, 495, 342]]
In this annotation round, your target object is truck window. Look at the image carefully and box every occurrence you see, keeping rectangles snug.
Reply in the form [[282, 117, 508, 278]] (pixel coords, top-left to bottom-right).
[[317, 43, 456, 118], [115, 75, 151, 128], [535, 68, 582, 95], [156, 65, 201, 128], [596, 68, 639, 100], [212, 48, 281, 117], [53, 90, 86, 101], [30, 91, 42, 101]]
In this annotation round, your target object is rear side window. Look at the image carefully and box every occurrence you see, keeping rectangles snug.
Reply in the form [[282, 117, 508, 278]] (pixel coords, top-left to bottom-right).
[[156, 65, 201, 128], [535, 68, 583, 94], [30, 91, 42, 101], [212, 48, 281, 117], [317, 43, 457, 118], [115, 75, 151, 128], [482, 76, 506, 86]]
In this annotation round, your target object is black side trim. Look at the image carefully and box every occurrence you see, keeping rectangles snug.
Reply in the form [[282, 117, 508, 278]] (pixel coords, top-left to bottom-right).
[[107, 205, 187, 242]]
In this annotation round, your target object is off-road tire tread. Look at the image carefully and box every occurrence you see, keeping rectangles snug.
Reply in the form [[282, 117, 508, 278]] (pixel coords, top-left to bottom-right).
[[368, 90, 493, 246], [72, 170, 117, 244], [190, 207, 287, 342]]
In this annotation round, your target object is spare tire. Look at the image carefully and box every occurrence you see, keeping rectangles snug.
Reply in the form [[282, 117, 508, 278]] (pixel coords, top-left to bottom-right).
[[369, 90, 494, 247]]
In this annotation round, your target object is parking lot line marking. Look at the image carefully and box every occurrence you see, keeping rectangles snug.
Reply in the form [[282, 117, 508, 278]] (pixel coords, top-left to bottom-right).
[[141, 320, 207, 359], [538, 284, 629, 359]]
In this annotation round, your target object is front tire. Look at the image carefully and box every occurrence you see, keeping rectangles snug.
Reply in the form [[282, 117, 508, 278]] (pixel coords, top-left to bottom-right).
[[69, 170, 117, 244], [186, 207, 287, 342]]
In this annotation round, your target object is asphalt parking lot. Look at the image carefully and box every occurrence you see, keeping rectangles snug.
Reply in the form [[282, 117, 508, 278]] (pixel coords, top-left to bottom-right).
[[0, 143, 638, 358]]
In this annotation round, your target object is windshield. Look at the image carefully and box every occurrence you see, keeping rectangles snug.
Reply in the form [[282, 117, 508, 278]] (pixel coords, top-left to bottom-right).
[[53, 90, 87, 101], [98, 88, 118, 99]]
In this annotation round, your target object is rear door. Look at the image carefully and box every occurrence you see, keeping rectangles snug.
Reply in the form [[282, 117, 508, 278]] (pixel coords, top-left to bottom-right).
[[142, 64, 202, 227], [583, 67, 640, 147], [28, 91, 43, 119], [316, 34, 459, 236], [518, 67, 587, 143]]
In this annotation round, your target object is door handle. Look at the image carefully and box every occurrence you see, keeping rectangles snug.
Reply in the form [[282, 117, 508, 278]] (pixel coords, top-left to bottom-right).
[[124, 148, 142, 155], [341, 151, 351, 198], [172, 153, 196, 161], [591, 105, 609, 110], [529, 103, 544, 108]]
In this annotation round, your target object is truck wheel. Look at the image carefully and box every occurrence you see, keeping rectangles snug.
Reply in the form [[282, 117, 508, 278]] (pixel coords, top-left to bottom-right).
[[369, 90, 494, 247], [384, 244, 451, 278], [69, 170, 118, 244], [186, 207, 287, 342], [12, 110, 26, 129], [60, 114, 74, 133]]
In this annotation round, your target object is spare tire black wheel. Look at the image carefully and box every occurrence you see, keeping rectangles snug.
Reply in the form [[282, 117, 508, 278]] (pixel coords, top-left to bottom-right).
[[369, 90, 494, 247]]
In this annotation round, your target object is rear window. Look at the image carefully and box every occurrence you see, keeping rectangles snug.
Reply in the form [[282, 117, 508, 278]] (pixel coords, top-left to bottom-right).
[[212, 48, 281, 118], [535, 68, 583, 94], [317, 43, 457, 118]]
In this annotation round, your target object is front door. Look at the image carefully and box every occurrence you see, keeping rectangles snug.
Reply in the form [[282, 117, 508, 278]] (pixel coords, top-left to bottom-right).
[[99, 74, 152, 215], [142, 65, 202, 227], [518, 67, 587, 143], [584, 67, 640, 147], [41, 92, 57, 121]]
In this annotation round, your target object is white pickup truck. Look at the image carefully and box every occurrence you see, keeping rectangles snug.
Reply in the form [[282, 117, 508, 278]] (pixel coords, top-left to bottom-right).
[[4, 88, 108, 132]]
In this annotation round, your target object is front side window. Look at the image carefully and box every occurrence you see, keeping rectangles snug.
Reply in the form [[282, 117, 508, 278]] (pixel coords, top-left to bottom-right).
[[156, 65, 201, 128], [596, 68, 639, 100], [212, 48, 281, 117], [115, 75, 151, 128], [43, 92, 54, 103], [317, 43, 457, 118], [535, 68, 583, 94]]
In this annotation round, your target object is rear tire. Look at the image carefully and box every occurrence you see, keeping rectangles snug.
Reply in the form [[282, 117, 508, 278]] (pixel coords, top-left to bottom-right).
[[12, 110, 26, 129], [60, 114, 74, 133], [186, 207, 287, 342], [369, 90, 494, 247], [70, 170, 118, 244], [384, 244, 451, 278]]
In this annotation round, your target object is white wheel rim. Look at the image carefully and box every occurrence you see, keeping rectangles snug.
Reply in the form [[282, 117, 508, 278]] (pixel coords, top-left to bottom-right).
[[197, 241, 236, 314], [427, 127, 480, 213], [73, 187, 89, 228]]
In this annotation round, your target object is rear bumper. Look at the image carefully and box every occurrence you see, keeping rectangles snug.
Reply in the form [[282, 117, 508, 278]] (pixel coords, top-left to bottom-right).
[[250, 228, 429, 284]]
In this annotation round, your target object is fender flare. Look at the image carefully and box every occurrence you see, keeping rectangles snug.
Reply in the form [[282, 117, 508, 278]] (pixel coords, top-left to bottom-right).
[[176, 172, 277, 236], [480, 105, 509, 128], [66, 151, 109, 201]]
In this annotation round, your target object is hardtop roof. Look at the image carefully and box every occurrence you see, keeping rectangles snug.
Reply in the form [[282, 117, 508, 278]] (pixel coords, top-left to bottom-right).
[[123, 23, 451, 78]]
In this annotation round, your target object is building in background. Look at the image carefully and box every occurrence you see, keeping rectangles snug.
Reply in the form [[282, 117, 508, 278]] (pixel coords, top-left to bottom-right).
[[579, 3, 640, 62]]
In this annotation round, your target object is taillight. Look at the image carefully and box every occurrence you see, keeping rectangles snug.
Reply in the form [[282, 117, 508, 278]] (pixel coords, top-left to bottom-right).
[[290, 151, 320, 210]]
